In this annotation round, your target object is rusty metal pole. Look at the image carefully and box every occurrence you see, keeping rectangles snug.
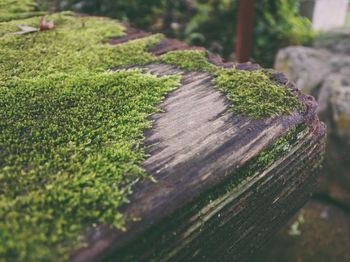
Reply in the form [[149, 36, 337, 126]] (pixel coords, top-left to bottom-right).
[[235, 0, 256, 63]]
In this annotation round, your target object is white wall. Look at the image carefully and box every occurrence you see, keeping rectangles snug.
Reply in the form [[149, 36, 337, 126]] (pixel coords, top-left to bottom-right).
[[312, 0, 349, 31]]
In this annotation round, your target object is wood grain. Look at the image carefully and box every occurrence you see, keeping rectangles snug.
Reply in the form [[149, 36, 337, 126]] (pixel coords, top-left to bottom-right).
[[71, 63, 325, 261]]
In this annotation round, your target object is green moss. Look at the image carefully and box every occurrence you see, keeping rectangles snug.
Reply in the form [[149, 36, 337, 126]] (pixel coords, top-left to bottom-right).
[[0, 71, 180, 261], [0, 12, 163, 83], [214, 69, 301, 118], [160, 50, 301, 118], [0, 12, 179, 261], [160, 50, 216, 72], [1, 4, 302, 260]]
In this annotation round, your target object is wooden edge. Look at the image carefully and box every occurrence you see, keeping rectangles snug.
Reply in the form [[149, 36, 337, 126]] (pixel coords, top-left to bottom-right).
[[70, 25, 326, 261]]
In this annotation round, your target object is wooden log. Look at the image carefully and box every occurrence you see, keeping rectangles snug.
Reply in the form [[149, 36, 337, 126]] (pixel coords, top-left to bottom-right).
[[0, 8, 325, 260], [71, 38, 326, 261]]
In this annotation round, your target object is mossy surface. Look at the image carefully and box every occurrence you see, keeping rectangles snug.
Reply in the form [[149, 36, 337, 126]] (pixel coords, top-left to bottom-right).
[[0, 11, 179, 261], [160, 50, 216, 72], [1, 3, 302, 261], [159, 49, 301, 118], [214, 69, 301, 118]]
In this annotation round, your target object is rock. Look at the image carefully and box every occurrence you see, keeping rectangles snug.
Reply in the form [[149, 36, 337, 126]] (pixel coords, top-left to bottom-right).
[[274, 46, 333, 95], [319, 73, 350, 144], [315, 28, 350, 55], [275, 46, 350, 146]]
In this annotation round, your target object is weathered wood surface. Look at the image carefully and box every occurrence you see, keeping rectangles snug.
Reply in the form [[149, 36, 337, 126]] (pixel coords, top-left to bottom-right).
[[72, 34, 326, 261]]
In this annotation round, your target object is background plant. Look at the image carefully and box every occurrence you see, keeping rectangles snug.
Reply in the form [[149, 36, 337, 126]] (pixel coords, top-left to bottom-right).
[[38, 0, 314, 67]]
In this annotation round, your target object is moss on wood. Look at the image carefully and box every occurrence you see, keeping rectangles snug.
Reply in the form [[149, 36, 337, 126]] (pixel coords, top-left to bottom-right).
[[0, 11, 179, 261], [1, 2, 303, 260], [159, 49, 301, 118], [214, 69, 301, 118], [159, 50, 217, 72]]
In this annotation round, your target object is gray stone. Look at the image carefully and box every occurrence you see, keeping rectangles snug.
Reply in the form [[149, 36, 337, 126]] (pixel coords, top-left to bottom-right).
[[275, 45, 350, 146], [275, 46, 333, 95], [315, 29, 350, 55], [324, 74, 350, 143]]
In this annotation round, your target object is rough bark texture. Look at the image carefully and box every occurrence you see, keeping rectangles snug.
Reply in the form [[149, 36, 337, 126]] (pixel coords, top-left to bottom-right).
[[71, 29, 326, 262]]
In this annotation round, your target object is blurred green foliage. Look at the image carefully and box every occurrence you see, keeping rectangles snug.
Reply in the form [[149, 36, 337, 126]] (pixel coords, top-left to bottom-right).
[[254, 0, 314, 66], [44, 0, 314, 67], [0, 0, 45, 22]]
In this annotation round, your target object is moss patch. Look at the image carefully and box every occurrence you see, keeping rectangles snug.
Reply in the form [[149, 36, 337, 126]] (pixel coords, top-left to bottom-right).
[[160, 50, 216, 72], [0, 71, 180, 261], [1, 4, 302, 261], [0, 11, 179, 261], [0, 13, 162, 82], [214, 69, 301, 118], [159, 49, 301, 118]]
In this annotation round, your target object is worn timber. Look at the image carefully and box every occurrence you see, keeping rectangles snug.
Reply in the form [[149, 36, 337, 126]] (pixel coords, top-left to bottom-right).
[[71, 55, 325, 260], [0, 8, 326, 261]]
